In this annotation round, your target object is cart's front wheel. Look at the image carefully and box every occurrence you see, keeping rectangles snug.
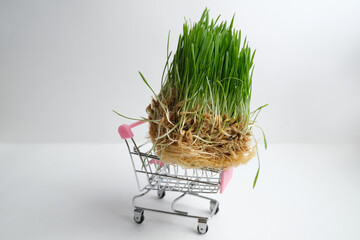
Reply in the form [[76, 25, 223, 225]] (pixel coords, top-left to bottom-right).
[[134, 209, 144, 224], [197, 219, 208, 234], [197, 224, 208, 234]]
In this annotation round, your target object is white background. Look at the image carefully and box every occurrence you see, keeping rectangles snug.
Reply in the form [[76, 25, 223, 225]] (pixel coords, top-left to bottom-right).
[[1, 143, 359, 240], [1, 0, 359, 143], [1, 0, 360, 239]]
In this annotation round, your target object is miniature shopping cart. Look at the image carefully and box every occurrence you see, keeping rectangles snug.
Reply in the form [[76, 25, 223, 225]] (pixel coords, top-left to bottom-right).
[[118, 121, 233, 234]]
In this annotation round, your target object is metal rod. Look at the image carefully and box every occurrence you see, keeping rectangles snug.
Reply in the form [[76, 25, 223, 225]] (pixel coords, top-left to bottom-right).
[[171, 192, 188, 215], [130, 151, 160, 160], [125, 139, 142, 191], [133, 206, 210, 220], [134, 170, 220, 186]]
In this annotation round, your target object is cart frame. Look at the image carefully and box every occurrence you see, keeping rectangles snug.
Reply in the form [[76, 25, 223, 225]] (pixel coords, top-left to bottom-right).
[[118, 121, 233, 234]]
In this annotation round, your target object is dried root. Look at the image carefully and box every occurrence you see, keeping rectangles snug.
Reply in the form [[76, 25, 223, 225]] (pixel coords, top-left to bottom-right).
[[147, 95, 256, 170]]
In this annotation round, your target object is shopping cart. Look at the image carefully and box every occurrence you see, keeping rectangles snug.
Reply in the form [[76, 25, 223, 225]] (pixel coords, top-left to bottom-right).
[[118, 121, 234, 234]]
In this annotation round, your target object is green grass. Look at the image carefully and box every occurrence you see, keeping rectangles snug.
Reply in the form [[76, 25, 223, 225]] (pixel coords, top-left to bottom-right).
[[159, 8, 255, 132]]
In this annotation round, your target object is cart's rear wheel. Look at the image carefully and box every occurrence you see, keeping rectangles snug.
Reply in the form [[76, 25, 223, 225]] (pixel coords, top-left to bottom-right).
[[157, 189, 166, 199], [210, 201, 219, 215], [214, 205, 219, 214], [134, 209, 144, 224]]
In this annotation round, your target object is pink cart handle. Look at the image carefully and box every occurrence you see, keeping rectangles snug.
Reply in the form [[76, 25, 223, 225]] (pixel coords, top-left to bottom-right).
[[129, 121, 146, 128], [118, 121, 146, 139], [220, 168, 233, 194]]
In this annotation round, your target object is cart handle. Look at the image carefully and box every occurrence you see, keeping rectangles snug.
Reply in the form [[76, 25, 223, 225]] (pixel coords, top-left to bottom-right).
[[220, 168, 233, 194], [118, 121, 146, 139]]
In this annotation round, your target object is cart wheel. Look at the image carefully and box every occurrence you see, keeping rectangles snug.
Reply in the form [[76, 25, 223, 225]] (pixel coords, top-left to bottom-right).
[[157, 189, 166, 199], [197, 224, 208, 234], [197, 219, 208, 234], [214, 206, 219, 214], [210, 201, 219, 215], [134, 209, 144, 224]]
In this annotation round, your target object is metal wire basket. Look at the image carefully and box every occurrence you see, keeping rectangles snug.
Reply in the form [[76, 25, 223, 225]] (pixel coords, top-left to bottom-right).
[[118, 121, 233, 234]]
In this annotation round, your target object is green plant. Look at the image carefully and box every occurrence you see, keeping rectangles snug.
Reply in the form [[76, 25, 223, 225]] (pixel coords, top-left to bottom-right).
[[115, 8, 267, 187], [161, 9, 254, 132]]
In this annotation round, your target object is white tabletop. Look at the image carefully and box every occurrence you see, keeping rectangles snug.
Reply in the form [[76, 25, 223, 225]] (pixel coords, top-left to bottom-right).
[[0, 143, 359, 240]]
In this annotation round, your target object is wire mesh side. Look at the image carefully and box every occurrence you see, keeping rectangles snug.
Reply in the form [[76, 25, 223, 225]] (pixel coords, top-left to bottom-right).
[[125, 138, 222, 194]]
